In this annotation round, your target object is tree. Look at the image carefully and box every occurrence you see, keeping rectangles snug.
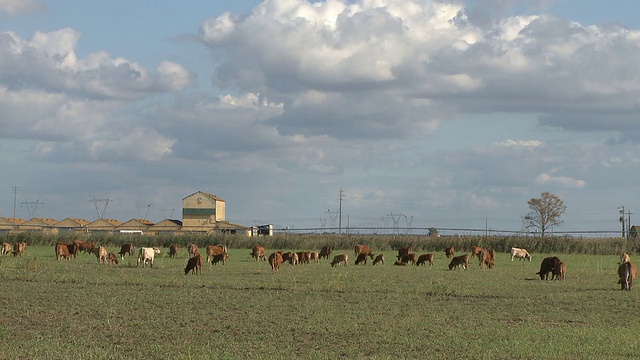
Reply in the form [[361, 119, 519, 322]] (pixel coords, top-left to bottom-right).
[[523, 192, 566, 237]]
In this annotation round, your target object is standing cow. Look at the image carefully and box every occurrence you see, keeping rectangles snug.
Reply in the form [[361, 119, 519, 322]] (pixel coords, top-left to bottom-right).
[[269, 252, 283, 273], [169, 244, 180, 258], [138, 247, 161, 268], [251, 245, 267, 261], [510, 247, 532, 261], [206, 245, 228, 264], [93, 246, 108, 264], [118, 243, 136, 260], [537, 257, 561, 280], [319, 244, 331, 260], [185, 255, 203, 275], [331, 254, 349, 267]]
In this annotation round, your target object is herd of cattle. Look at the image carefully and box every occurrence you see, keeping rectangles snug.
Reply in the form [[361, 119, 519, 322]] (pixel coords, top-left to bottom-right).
[[0, 240, 636, 289]]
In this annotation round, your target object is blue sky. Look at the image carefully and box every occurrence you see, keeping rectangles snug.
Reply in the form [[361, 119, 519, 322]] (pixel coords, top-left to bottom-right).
[[1, 0, 640, 235]]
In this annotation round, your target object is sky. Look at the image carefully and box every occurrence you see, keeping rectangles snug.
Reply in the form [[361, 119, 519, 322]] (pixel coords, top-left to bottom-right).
[[1, 0, 640, 235]]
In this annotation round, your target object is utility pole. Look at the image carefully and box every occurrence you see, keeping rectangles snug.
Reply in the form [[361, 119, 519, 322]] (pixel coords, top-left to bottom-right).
[[338, 189, 343, 235], [628, 209, 633, 239], [619, 206, 626, 239], [12, 186, 18, 220]]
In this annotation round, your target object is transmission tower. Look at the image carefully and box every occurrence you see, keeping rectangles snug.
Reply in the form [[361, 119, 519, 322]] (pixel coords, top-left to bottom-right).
[[90, 196, 112, 219], [136, 204, 151, 220], [21, 198, 44, 218], [389, 213, 402, 235], [327, 209, 338, 232], [161, 208, 175, 219]]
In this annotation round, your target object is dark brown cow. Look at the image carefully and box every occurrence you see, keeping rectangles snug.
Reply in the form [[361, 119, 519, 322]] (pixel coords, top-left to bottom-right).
[[108, 252, 119, 265], [416, 253, 434, 267], [251, 245, 267, 261], [444, 246, 455, 259], [169, 244, 179, 258], [331, 254, 349, 267], [449, 255, 469, 270], [397, 247, 412, 260], [537, 256, 561, 280], [185, 255, 203, 274], [355, 253, 369, 265], [211, 253, 228, 265], [65, 242, 79, 258], [319, 244, 331, 260], [618, 262, 637, 290], [118, 243, 136, 260], [354, 244, 374, 259], [1, 242, 11, 255], [73, 240, 94, 254], [269, 252, 284, 273], [55, 243, 72, 261], [279, 251, 293, 264], [373, 254, 385, 265], [399, 253, 417, 265], [12, 242, 26, 257], [206, 245, 228, 263]]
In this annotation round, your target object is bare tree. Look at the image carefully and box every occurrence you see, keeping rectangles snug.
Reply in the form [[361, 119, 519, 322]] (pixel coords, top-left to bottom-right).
[[524, 192, 566, 237]]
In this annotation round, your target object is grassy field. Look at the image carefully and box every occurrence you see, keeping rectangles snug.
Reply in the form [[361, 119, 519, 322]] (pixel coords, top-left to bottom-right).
[[0, 245, 639, 359]]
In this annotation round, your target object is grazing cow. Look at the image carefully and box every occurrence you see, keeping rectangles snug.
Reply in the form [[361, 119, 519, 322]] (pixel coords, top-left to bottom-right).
[[93, 246, 107, 263], [620, 253, 631, 265], [169, 244, 179, 258], [416, 253, 434, 267], [137, 247, 161, 268], [355, 253, 369, 265], [251, 245, 267, 261], [118, 243, 136, 260], [310, 251, 320, 264], [393, 260, 407, 266], [73, 240, 94, 254], [269, 252, 284, 273], [552, 261, 566, 281], [279, 252, 294, 264], [55, 243, 72, 261], [211, 253, 228, 265], [319, 244, 331, 260], [373, 254, 385, 265], [12, 242, 27, 257], [290, 252, 299, 265], [108, 252, 119, 265], [64, 242, 79, 258], [444, 246, 455, 259], [537, 257, 561, 280], [471, 246, 483, 259], [206, 245, 228, 264], [618, 261, 636, 290], [185, 255, 203, 275], [1, 242, 11, 255], [354, 244, 374, 259], [397, 247, 412, 260], [448, 255, 469, 270], [299, 251, 311, 264], [399, 253, 417, 265], [331, 253, 349, 267], [188, 244, 199, 257], [510, 247, 532, 262], [478, 248, 495, 269]]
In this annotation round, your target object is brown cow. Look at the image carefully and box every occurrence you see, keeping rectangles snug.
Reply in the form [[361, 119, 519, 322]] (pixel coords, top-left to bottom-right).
[[618, 261, 637, 290], [73, 240, 94, 254], [188, 244, 199, 257], [310, 251, 320, 264], [12, 242, 26, 257], [331, 253, 349, 267], [471, 246, 483, 259], [537, 257, 561, 280], [354, 245, 374, 259], [211, 253, 228, 265], [355, 253, 369, 265], [373, 254, 385, 265], [399, 253, 417, 265], [552, 261, 566, 281], [297, 251, 311, 265], [251, 245, 266, 261], [444, 246, 455, 259], [169, 244, 180, 258], [108, 252, 119, 265], [269, 252, 284, 273], [185, 255, 203, 274], [397, 247, 412, 260], [1, 242, 11, 255], [478, 248, 495, 269], [93, 246, 107, 263], [206, 245, 228, 263], [448, 255, 469, 270], [118, 243, 136, 260], [64, 242, 79, 258], [416, 253, 434, 267], [279, 251, 293, 264], [319, 244, 331, 260], [55, 243, 72, 261]]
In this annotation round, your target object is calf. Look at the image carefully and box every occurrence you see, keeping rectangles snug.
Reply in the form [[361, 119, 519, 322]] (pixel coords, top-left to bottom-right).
[[319, 244, 331, 260], [448, 255, 469, 270], [12, 242, 27, 257], [206, 245, 228, 264], [211, 253, 228, 265], [373, 254, 385, 266], [108, 252, 119, 265], [251, 245, 267, 261], [137, 247, 161, 268], [354, 244, 374, 259], [416, 253, 434, 267], [118, 243, 136, 260], [93, 246, 107, 264], [355, 253, 369, 265], [185, 255, 203, 275], [169, 244, 179, 258], [537, 257, 561, 280], [55, 243, 72, 261], [1, 242, 11, 255], [444, 246, 455, 259], [331, 254, 349, 267], [510, 247, 532, 261], [269, 252, 283, 273]]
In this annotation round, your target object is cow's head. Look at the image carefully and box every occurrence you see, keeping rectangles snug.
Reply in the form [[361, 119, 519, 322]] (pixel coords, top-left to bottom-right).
[[153, 247, 161, 254]]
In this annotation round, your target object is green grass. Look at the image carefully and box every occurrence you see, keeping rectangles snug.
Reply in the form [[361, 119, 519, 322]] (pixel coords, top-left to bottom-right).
[[0, 246, 639, 359]]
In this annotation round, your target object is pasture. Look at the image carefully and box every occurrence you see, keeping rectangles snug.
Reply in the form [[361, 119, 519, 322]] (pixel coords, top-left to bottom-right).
[[0, 245, 639, 359]]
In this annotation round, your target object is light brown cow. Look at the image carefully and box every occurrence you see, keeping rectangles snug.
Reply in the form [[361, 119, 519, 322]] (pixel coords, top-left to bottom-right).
[[478, 248, 495, 269], [297, 251, 311, 265], [206, 245, 228, 264], [444, 246, 455, 259], [188, 244, 199, 257], [553, 261, 566, 281], [269, 252, 284, 273], [620, 253, 631, 265], [211, 253, 228, 265], [108, 252, 119, 265], [319, 244, 331, 260], [93, 246, 107, 263], [373, 254, 385, 265], [310, 251, 320, 264], [290, 252, 299, 265], [416, 253, 434, 267], [251, 245, 267, 261], [331, 253, 349, 267], [55, 243, 72, 261], [1, 242, 11, 255], [354, 245, 374, 259], [12, 242, 26, 257], [118, 243, 136, 260], [169, 244, 180, 258], [185, 255, 203, 275], [448, 255, 469, 270], [471, 246, 483, 259]]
